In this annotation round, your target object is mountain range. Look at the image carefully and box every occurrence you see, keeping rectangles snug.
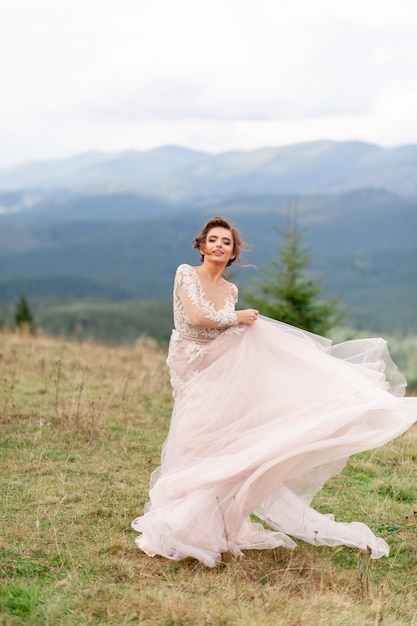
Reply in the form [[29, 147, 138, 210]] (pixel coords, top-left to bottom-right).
[[0, 140, 416, 200], [0, 140, 416, 335]]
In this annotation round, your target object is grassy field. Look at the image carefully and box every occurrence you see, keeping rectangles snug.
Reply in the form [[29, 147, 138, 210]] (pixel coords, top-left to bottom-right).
[[1, 330, 417, 626]]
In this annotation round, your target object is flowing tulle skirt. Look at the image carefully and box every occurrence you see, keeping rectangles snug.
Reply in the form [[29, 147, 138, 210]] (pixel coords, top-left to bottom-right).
[[132, 316, 417, 567]]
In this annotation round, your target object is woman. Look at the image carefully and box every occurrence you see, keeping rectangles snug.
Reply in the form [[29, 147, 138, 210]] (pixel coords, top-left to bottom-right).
[[132, 216, 417, 568]]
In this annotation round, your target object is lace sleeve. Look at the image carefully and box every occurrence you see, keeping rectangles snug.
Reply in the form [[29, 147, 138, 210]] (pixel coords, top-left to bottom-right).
[[175, 265, 238, 329]]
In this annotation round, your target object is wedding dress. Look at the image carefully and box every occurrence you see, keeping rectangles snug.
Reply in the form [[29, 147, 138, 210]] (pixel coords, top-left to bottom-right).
[[132, 264, 417, 567]]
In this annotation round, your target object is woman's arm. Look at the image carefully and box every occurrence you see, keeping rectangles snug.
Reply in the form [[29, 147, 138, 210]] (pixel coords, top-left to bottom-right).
[[176, 266, 258, 329], [176, 269, 237, 329]]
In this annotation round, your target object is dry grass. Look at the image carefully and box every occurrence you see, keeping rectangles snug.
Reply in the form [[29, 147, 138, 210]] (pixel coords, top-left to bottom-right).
[[1, 329, 417, 625]]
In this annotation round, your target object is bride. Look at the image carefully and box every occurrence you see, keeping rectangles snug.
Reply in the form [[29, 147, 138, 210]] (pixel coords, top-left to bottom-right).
[[132, 215, 417, 568]]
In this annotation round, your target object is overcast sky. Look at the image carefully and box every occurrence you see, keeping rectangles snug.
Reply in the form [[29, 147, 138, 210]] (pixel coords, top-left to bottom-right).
[[1, 0, 417, 167]]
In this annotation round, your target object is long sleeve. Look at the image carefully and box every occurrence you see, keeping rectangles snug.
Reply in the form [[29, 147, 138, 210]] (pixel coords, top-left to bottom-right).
[[174, 265, 238, 332]]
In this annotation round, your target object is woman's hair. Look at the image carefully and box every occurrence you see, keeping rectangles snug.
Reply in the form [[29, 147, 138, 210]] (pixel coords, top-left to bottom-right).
[[192, 216, 248, 267]]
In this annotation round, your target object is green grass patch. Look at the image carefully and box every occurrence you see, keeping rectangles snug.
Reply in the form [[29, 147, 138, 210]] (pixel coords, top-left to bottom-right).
[[1, 330, 417, 625]]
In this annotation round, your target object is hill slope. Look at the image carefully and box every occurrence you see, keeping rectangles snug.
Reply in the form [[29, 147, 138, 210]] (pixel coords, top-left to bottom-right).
[[0, 189, 416, 332], [0, 141, 415, 335]]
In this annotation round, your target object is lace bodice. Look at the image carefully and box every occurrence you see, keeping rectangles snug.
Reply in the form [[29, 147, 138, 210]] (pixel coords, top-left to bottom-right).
[[173, 264, 239, 340]]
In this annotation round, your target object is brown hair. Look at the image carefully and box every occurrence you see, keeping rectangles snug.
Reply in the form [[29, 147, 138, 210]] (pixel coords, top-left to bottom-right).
[[192, 216, 248, 267]]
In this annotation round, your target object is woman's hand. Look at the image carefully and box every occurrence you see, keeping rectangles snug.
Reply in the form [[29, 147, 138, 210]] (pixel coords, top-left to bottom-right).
[[236, 309, 259, 325]]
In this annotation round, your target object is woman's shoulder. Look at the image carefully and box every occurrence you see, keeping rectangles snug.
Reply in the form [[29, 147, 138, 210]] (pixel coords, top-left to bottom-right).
[[223, 275, 238, 290], [227, 280, 238, 296], [175, 263, 195, 277], [174, 264, 199, 285]]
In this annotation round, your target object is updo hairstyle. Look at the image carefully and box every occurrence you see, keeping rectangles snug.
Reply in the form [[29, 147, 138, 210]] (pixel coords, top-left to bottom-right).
[[192, 216, 247, 267]]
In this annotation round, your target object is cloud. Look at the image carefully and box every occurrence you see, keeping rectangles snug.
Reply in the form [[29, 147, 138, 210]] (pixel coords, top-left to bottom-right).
[[0, 0, 417, 166]]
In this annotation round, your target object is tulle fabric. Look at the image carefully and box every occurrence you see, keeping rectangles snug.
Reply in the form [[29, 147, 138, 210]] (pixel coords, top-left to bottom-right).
[[132, 316, 417, 567]]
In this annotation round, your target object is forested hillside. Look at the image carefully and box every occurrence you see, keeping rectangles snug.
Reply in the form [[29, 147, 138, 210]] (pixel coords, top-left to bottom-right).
[[0, 142, 415, 337]]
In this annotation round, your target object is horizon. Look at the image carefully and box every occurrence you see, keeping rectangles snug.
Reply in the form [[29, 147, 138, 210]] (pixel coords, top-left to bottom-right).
[[1, 137, 416, 171]]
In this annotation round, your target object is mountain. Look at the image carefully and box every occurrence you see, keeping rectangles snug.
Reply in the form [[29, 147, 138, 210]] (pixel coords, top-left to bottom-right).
[[0, 191, 175, 223], [0, 189, 416, 332], [1, 189, 415, 273], [0, 141, 415, 335], [0, 146, 205, 197], [0, 141, 416, 200]]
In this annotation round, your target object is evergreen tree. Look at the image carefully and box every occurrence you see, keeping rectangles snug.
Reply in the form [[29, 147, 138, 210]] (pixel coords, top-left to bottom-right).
[[15, 293, 35, 331], [245, 198, 341, 335]]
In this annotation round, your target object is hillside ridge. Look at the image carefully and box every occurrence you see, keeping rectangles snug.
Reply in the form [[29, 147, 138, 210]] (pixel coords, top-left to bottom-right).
[[0, 140, 416, 199]]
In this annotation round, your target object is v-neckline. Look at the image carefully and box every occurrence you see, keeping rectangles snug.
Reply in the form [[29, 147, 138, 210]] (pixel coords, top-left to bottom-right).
[[191, 266, 230, 311]]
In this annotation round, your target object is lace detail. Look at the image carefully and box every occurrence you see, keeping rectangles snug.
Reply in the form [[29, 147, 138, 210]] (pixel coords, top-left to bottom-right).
[[173, 264, 238, 340], [184, 341, 208, 363], [172, 337, 209, 394], [166, 265, 242, 395]]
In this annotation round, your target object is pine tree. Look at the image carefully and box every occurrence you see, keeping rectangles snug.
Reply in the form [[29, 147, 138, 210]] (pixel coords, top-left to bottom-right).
[[245, 198, 341, 335], [15, 293, 35, 331]]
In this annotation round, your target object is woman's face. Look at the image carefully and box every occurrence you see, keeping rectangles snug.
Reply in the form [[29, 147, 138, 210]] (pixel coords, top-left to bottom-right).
[[202, 227, 235, 265]]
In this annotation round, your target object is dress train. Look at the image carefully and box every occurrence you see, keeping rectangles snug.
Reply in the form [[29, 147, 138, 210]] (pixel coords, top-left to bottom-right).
[[132, 316, 416, 567]]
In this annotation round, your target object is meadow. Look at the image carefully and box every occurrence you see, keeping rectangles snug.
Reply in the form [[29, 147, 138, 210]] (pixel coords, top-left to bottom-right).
[[1, 330, 417, 625]]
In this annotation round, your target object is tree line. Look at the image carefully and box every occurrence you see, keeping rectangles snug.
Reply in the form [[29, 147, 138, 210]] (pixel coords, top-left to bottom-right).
[[0, 202, 340, 339]]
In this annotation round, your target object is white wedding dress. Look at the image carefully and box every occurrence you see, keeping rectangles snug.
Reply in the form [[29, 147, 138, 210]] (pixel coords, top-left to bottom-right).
[[132, 264, 417, 567]]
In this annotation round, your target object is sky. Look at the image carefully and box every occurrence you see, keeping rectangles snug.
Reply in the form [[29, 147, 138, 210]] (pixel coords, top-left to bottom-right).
[[1, 0, 417, 168]]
